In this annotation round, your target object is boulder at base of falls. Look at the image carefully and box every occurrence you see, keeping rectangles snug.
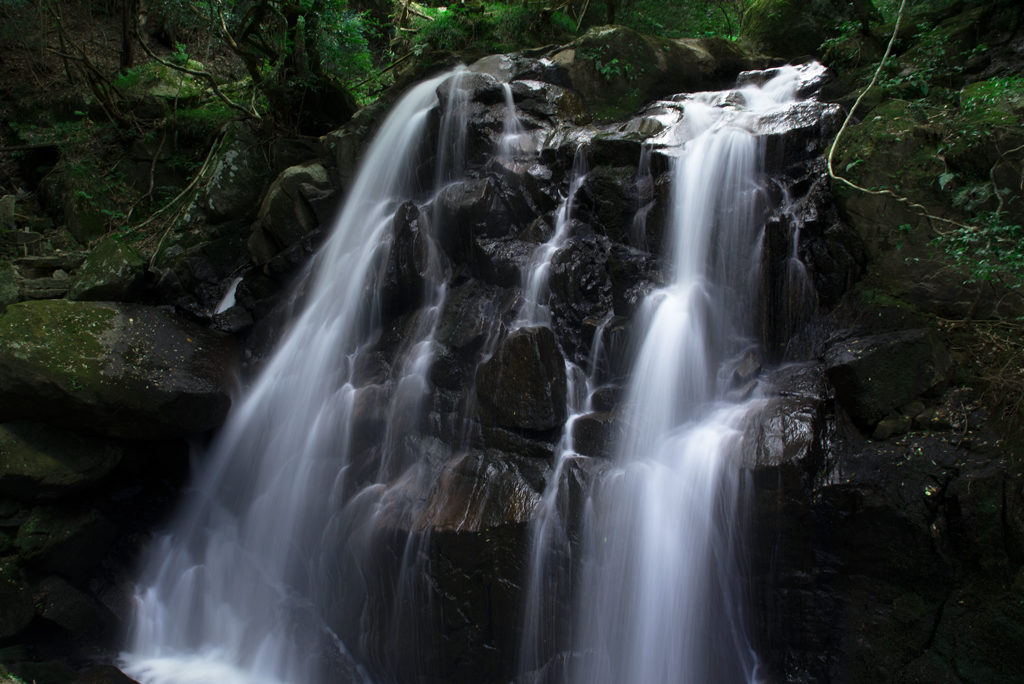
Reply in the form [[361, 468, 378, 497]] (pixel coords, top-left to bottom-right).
[[825, 328, 951, 432], [0, 300, 234, 439], [475, 326, 568, 433]]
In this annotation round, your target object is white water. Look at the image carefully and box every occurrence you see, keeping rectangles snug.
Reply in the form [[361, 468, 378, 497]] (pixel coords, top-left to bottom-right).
[[122, 70, 466, 684], [124, 60, 826, 684], [519, 63, 827, 683], [515, 146, 587, 327], [499, 82, 531, 161]]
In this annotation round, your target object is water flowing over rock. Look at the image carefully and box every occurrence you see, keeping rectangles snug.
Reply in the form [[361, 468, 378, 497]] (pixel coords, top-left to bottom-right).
[[119, 52, 869, 684]]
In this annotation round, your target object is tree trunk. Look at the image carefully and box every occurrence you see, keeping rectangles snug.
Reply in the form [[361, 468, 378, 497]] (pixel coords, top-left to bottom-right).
[[120, 0, 138, 71]]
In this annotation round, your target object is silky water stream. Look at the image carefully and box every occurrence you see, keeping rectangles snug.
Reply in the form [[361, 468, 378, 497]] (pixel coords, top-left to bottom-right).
[[123, 62, 827, 684]]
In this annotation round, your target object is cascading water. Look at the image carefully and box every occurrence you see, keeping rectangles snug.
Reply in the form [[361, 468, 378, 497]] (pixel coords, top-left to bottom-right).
[[121, 69, 468, 684], [515, 147, 587, 328], [518, 63, 828, 683], [122, 53, 830, 684]]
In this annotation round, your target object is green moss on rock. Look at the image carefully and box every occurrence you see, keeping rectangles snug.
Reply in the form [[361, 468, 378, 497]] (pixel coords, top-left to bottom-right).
[[552, 26, 758, 122], [0, 300, 233, 439], [741, 0, 832, 58], [68, 237, 145, 302]]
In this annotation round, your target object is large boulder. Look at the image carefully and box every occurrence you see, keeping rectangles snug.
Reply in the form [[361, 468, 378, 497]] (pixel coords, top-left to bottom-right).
[[248, 162, 337, 265], [740, 0, 852, 59], [825, 329, 951, 431], [67, 237, 146, 302], [475, 326, 568, 433], [195, 124, 271, 223], [14, 506, 116, 580], [0, 423, 122, 500], [551, 26, 758, 121], [0, 300, 234, 439]]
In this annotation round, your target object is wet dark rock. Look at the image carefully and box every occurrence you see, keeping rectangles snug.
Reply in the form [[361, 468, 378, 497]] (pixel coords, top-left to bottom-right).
[[436, 178, 517, 264], [469, 53, 570, 90], [151, 225, 254, 316], [210, 305, 254, 334], [759, 101, 843, 172], [478, 425, 557, 461], [577, 166, 636, 241], [380, 202, 430, 315], [0, 300, 234, 439], [507, 79, 589, 124], [435, 280, 511, 358], [414, 450, 547, 531], [476, 326, 568, 432], [549, 236, 613, 360], [825, 329, 952, 432], [471, 237, 536, 287], [34, 575, 115, 637], [0, 423, 122, 501], [14, 506, 116, 580], [606, 243, 661, 317], [572, 412, 618, 458]]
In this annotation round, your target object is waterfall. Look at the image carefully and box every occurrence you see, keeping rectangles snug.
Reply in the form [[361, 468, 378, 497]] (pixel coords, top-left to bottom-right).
[[122, 56, 828, 684], [516, 146, 587, 328], [519, 64, 827, 683], [122, 69, 467, 684]]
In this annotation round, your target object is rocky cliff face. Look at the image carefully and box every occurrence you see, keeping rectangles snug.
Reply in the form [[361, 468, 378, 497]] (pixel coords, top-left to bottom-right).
[[0, 20, 1021, 684]]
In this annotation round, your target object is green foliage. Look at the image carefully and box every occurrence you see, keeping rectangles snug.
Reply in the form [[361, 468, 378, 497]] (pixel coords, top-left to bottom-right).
[[316, 8, 378, 84], [173, 101, 237, 139], [961, 75, 1024, 118], [415, 4, 478, 52], [411, 2, 577, 55], [933, 212, 1024, 288]]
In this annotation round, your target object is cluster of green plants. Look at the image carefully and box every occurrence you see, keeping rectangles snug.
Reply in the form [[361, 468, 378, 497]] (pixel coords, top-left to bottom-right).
[[410, 2, 577, 55], [933, 211, 1023, 288]]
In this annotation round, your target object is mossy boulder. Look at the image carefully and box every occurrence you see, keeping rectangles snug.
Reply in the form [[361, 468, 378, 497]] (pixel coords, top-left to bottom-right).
[[248, 161, 335, 265], [741, 0, 843, 59], [67, 237, 146, 302], [0, 300, 234, 439], [0, 423, 122, 500], [195, 124, 271, 223], [551, 26, 757, 121]]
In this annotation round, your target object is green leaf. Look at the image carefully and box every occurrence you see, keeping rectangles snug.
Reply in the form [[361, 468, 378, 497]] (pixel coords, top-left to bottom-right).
[[938, 172, 955, 190]]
